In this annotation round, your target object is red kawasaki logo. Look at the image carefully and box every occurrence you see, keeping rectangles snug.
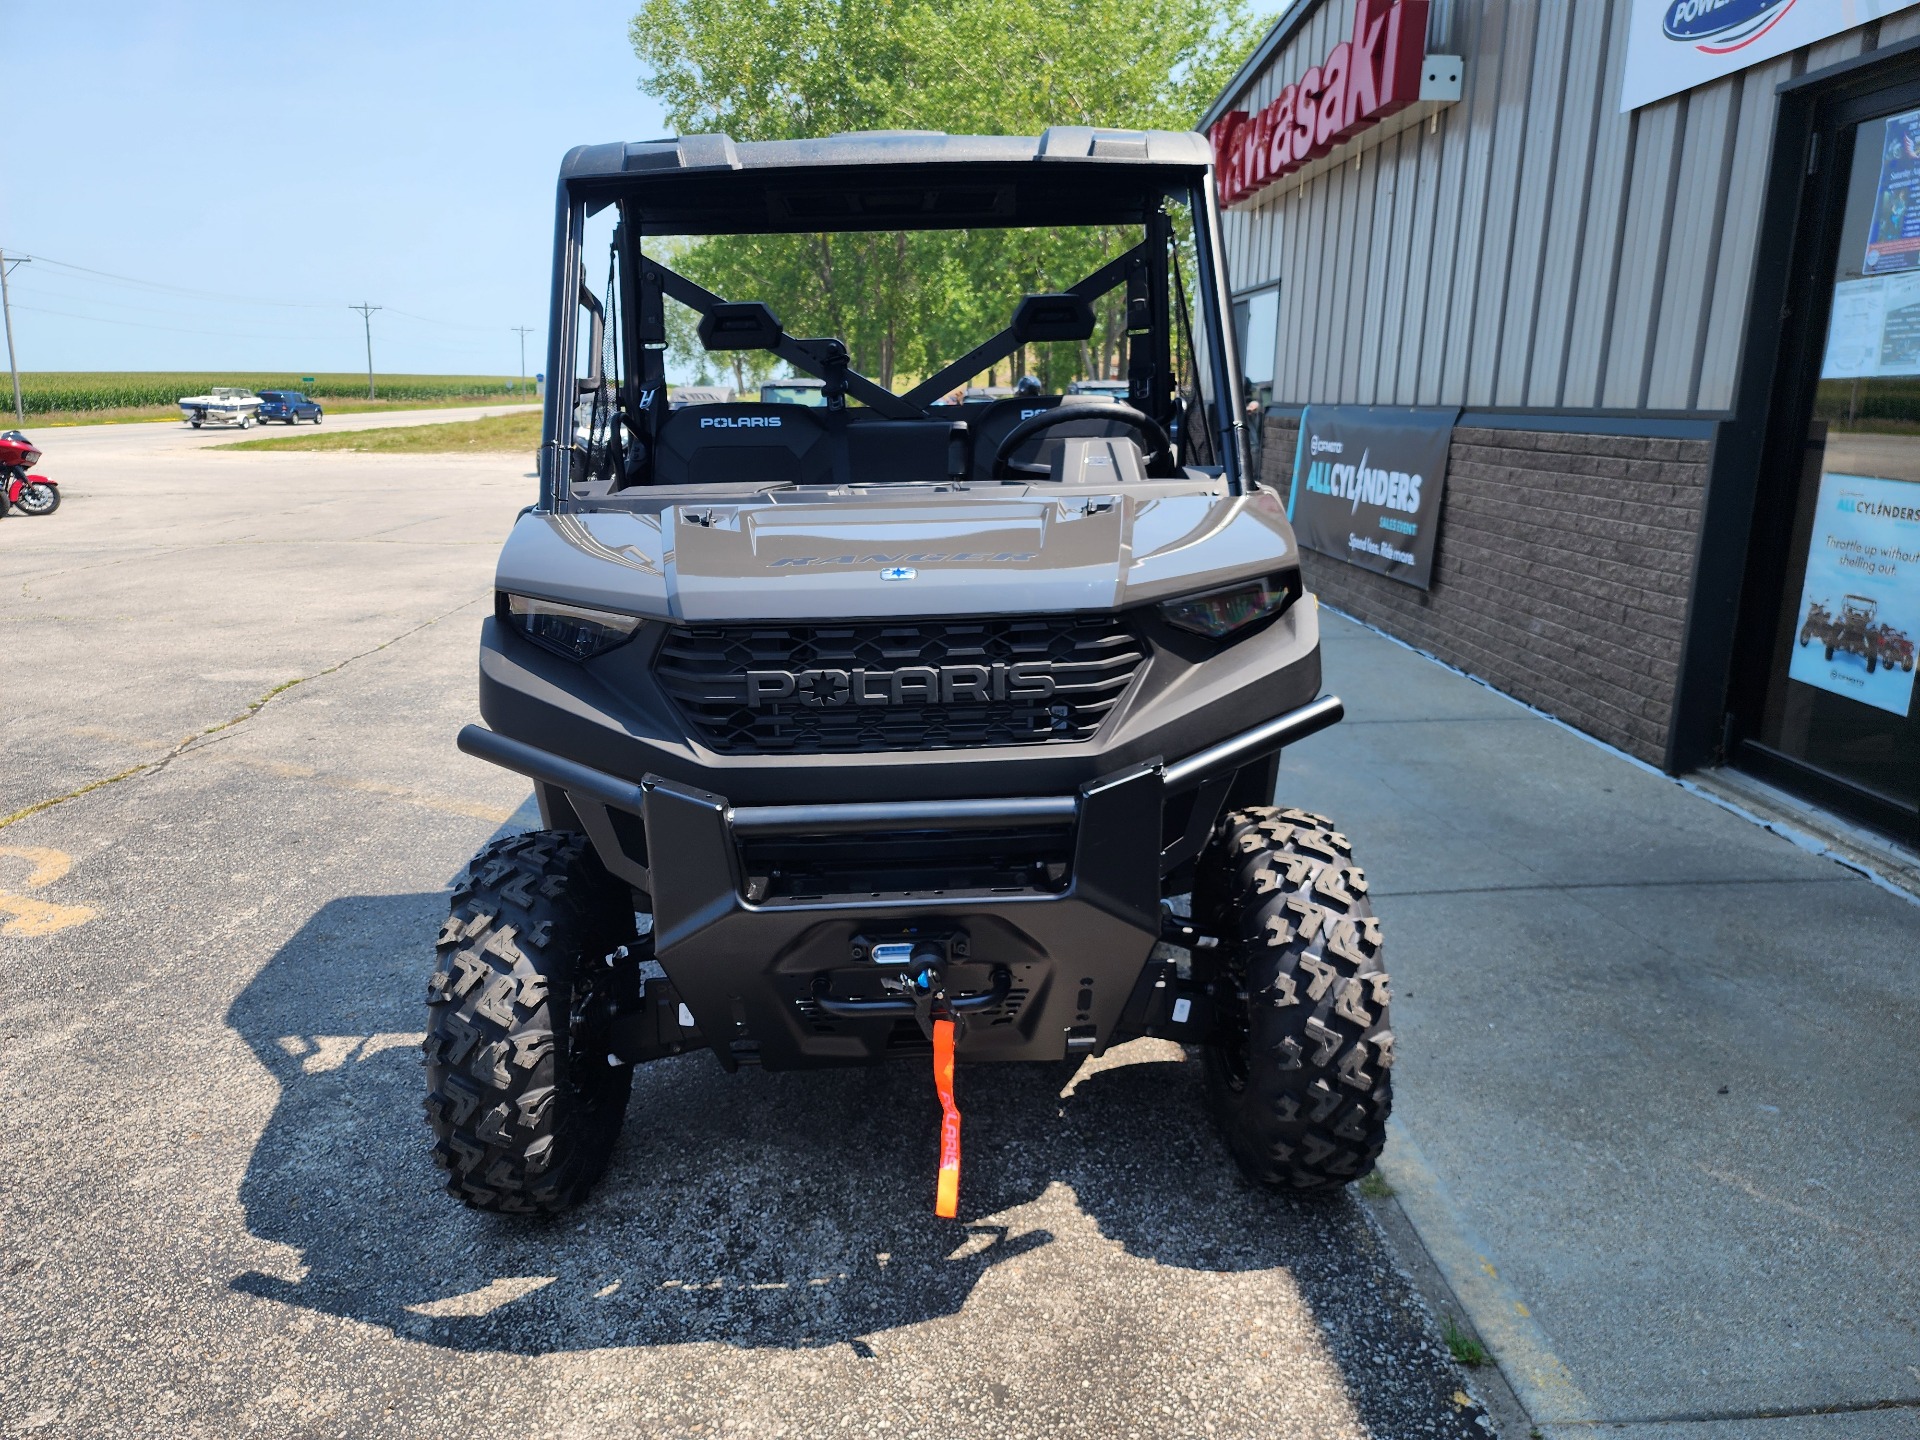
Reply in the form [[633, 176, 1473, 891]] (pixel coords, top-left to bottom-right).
[[1209, 0, 1429, 208]]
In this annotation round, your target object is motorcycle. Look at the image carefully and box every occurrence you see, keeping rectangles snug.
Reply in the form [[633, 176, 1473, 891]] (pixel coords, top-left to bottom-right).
[[0, 429, 60, 516]]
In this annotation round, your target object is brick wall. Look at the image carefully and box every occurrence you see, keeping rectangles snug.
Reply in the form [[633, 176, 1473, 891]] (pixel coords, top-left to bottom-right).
[[1263, 416, 1712, 765]]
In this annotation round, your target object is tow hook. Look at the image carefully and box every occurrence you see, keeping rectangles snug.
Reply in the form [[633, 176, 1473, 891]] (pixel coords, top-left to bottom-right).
[[932, 1014, 961, 1219], [807, 940, 981, 1220], [909, 963, 943, 1040], [908, 957, 963, 1219]]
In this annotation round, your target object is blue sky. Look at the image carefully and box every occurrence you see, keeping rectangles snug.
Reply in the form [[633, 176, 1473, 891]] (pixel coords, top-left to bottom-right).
[[2, 2, 666, 377]]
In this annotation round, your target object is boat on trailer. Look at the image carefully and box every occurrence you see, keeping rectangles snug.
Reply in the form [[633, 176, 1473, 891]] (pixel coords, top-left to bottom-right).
[[179, 387, 263, 428]]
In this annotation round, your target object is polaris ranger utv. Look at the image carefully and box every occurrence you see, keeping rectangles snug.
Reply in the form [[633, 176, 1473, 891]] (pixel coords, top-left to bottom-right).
[[430, 128, 1391, 1216]]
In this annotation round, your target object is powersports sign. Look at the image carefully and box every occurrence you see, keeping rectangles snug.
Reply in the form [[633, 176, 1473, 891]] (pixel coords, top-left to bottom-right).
[[1621, 0, 1920, 112], [1285, 406, 1456, 590]]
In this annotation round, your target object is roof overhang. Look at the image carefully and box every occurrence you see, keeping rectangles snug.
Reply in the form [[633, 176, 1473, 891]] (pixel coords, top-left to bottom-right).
[[557, 129, 1213, 236]]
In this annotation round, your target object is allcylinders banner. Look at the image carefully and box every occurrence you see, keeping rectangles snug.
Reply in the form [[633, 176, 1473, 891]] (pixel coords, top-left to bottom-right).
[[1285, 406, 1456, 590]]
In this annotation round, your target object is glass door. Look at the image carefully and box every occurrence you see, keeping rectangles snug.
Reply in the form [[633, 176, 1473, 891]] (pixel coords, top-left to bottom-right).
[[1232, 285, 1278, 478], [1733, 88, 1920, 845]]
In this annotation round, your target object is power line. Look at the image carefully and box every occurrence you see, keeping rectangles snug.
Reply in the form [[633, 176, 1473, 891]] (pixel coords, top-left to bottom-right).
[[511, 325, 535, 389], [10, 250, 335, 309], [383, 307, 505, 334], [8, 302, 489, 355], [11, 281, 357, 325], [350, 303, 382, 400], [3, 245, 517, 332], [1, 250, 28, 421]]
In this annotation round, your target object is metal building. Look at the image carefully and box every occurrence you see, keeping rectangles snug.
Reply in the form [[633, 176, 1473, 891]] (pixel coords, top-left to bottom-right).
[[1205, 0, 1920, 846]]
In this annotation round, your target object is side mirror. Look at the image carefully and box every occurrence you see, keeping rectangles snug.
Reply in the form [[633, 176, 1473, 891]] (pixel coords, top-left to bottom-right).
[[1011, 292, 1095, 344], [577, 282, 606, 396]]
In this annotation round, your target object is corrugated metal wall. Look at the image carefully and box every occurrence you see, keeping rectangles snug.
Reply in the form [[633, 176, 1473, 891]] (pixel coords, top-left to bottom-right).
[[1222, 2, 1920, 414]]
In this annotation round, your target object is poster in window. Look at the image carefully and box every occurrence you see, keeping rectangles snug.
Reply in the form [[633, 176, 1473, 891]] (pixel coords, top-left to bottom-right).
[[1787, 473, 1920, 718], [1821, 273, 1920, 378], [1866, 110, 1920, 276]]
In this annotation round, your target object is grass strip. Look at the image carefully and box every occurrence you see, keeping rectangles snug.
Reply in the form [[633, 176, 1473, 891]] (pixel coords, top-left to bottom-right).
[[213, 410, 543, 454], [38, 396, 540, 427]]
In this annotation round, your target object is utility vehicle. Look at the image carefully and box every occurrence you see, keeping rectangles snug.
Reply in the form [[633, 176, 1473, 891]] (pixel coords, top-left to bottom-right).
[[430, 129, 1391, 1216], [1801, 594, 1910, 672]]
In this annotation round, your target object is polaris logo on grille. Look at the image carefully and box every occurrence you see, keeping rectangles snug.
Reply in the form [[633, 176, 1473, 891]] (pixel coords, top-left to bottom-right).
[[700, 415, 782, 429], [744, 662, 1058, 708]]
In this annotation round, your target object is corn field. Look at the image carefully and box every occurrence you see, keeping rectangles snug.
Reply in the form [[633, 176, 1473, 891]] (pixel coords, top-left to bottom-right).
[[9, 372, 532, 416]]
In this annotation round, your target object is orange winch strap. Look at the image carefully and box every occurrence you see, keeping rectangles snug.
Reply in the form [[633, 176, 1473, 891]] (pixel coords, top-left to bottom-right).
[[933, 1018, 961, 1219]]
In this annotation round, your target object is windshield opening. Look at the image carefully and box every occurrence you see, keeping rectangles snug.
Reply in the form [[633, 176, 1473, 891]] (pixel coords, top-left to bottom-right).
[[558, 189, 1230, 499]]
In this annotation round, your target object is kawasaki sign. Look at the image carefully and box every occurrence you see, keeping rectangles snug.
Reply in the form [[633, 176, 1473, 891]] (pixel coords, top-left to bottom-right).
[[1208, 0, 1431, 210], [1620, 0, 1920, 112]]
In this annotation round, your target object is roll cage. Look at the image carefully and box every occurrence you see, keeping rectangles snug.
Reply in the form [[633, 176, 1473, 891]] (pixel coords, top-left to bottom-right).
[[538, 130, 1248, 506]]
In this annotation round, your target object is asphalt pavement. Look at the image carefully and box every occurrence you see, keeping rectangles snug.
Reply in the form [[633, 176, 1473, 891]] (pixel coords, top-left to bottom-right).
[[0, 419, 1487, 1438]]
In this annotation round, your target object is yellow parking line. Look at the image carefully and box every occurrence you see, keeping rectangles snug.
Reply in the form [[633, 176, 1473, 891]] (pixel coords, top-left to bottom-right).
[[1379, 1116, 1596, 1425], [0, 846, 98, 938]]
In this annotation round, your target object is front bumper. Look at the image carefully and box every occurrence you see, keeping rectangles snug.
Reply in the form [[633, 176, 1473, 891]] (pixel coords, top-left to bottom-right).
[[457, 694, 1342, 1069], [476, 593, 1324, 808]]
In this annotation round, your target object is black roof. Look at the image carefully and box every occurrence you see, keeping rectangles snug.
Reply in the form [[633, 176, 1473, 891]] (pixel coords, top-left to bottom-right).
[[560, 129, 1213, 235]]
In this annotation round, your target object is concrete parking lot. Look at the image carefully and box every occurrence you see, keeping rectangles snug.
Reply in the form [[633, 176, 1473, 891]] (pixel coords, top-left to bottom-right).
[[0, 418, 1487, 1438]]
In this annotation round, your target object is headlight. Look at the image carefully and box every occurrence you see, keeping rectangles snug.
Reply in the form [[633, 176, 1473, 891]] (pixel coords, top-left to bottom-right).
[[1158, 574, 1297, 638], [501, 592, 644, 660]]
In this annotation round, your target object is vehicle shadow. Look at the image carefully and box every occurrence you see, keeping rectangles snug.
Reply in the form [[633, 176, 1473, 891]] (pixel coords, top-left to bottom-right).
[[227, 892, 1472, 1431]]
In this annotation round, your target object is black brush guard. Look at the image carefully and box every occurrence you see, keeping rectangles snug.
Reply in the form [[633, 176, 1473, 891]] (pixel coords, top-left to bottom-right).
[[457, 693, 1342, 1069]]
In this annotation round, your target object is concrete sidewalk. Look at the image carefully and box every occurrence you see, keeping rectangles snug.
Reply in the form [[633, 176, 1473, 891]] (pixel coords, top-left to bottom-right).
[[1282, 608, 1920, 1439]]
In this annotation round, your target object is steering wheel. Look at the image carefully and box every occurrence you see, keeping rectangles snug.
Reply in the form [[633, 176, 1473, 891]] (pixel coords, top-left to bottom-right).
[[991, 402, 1175, 479]]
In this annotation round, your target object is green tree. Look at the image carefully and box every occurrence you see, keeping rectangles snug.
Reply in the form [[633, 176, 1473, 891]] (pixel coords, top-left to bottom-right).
[[628, 0, 1262, 390], [629, 0, 1261, 139]]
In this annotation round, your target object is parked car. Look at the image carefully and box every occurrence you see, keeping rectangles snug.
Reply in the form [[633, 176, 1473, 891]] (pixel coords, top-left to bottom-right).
[[758, 377, 827, 407], [1067, 378, 1130, 399], [667, 385, 736, 409], [257, 390, 323, 425]]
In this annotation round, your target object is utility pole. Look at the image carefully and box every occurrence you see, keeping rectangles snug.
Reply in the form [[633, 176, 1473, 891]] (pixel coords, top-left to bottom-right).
[[349, 303, 382, 400], [1, 250, 29, 423], [511, 326, 534, 392]]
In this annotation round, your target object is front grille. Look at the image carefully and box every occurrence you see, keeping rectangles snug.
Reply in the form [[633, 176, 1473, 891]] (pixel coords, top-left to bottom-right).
[[655, 616, 1146, 754]]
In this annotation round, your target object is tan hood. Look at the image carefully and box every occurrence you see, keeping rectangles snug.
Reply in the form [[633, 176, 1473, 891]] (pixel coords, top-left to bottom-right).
[[494, 486, 1298, 621]]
